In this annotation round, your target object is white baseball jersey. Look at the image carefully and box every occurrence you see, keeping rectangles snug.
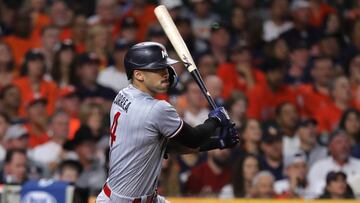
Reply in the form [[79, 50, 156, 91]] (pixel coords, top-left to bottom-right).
[[106, 84, 183, 198]]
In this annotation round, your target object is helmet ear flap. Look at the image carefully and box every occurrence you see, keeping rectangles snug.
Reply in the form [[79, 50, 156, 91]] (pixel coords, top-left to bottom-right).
[[167, 66, 178, 88]]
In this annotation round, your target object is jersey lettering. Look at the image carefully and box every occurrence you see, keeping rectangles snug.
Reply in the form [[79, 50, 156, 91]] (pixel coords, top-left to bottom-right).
[[110, 112, 121, 147]]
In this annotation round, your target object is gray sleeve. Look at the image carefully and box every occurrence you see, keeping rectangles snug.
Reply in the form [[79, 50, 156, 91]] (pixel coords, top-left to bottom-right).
[[151, 100, 183, 138]]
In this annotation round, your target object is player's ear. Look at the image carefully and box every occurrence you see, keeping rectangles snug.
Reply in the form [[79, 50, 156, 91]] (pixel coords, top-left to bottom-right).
[[133, 70, 144, 82]]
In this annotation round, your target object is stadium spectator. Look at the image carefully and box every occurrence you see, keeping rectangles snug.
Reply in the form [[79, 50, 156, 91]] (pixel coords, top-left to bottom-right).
[[348, 54, 360, 109], [228, 7, 249, 47], [57, 159, 83, 184], [285, 40, 311, 85], [319, 171, 355, 199], [197, 53, 217, 79], [224, 92, 248, 130], [204, 22, 230, 65], [3, 124, 29, 151], [262, 0, 293, 42], [37, 25, 61, 74], [51, 39, 77, 87], [247, 58, 298, 121], [0, 149, 28, 184], [220, 154, 260, 198], [217, 45, 266, 99], [264, 37, 289, 62], [249, 171, 276, 198], [86, 25, 112, 68], [289, 118, 327, 167], [13, 49, 58, 117], [204, 75, 224, 107], [185, 148, 232, 196], [237, 119, 262, 155], [281, 0, 320, 49], [0, 113, 10, 161], [307, 130, 360, 197], [316, 75, 353, 134], [189, 0, 219, 41], [299, 56, 334, 118], [58, 86, 81, 140], [0, 85, 22, 123], [28, 111, 70, 172], [97, 39, 131, 92], [24, 94, 49, 148], [308, 0, 336, 28], [3, 10, 35, 67], [274, 153, 310, 198], [0, 41, 15, 88], [259, 124, 284, 180], [71, 14, 88, 53], [67, 126, 107, 195], [0, 1, 23, 37], [87, 0, 119, 29], [74, 52, 116, 106], [115, 16, 139, 44], [338, 108, 360, 158], [48, 0, 74, 40]]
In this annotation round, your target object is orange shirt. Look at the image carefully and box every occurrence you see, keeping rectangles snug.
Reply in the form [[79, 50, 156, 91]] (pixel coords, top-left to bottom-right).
[[246, 83, 299, 121], [297, 84, 332, 118], [68, 117, 81, 140], [315, 102, 343, 134], [123, 4, 157, 41], [352, 85, 360, 111], [12, 77, 58, 117], [309, 3, 336, 28], [4, 36, 36, 67], [26, 124, 50, 148], [217, 63, 266, 99]]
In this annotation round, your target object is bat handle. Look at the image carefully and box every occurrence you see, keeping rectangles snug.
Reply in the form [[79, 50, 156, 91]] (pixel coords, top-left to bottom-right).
[[189, 69, 218, 110]]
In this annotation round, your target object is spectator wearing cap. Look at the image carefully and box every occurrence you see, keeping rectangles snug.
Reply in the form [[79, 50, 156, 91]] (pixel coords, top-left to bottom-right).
[[317, 33, 341, 64], [217, 45, 266, 99], [319, 171, 354, 199], [298, 56, 333, 118], [24, 94, 50, 148], [114, 16, 138, 44], [3, 10, 35, 67], [147, 25, 169, 48], [259, 124, 284, 180], [64, 125, 107, 195], [264, 37, 289, 63], [51, 39, 77, 87], [0, 149, 28, 184], [189, 0, 220, 41], [249, 171, 276, 198], [338, 109, 360, 159], [288, 118, 327, 167], [204, 22, 230, 65], [280, 0, 320, 49], [122, 0, 158, 41], [247, 58, 298, 121], [74, 52, 116, 106], [86, 24, 112, 69], [58, 86, 81, 140], [274, 102, 299, 140], [160, 0, 187, 20], [0, 85, 22, 123], [228, 7, 249, 48], [0, 41, 15, 89], [262, 0, 293, 42], [3, 124, 29, 151], [28, 111, 70, 173], [307, 130, 360, 198], [12, 49, 58, 117], [0, 113, 10, 162], [285, 40, 311, 85], [315, 75, 354, 134], [274, 153, 310, 198]]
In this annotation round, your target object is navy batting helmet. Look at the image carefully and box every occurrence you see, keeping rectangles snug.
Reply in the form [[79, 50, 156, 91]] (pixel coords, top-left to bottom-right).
[[124, 42, 179, 87]]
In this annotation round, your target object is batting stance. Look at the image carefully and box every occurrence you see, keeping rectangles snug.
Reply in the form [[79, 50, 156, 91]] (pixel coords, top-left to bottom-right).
[[96, 42, 239, 203]]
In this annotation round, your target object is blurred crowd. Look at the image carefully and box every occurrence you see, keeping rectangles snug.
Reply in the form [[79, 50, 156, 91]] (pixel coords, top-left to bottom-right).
[[1, 0, 360, 200]]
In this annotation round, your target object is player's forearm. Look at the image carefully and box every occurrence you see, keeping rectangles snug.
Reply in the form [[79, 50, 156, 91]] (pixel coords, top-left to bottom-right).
[[171, 118, 220, 149]]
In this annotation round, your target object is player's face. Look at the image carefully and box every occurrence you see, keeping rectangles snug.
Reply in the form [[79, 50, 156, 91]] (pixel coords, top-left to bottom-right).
[[141, 68, 169, 95]]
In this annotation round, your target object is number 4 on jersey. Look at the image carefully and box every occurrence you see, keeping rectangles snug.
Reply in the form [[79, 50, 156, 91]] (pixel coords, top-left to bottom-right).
[[110, 112, 121, 147]]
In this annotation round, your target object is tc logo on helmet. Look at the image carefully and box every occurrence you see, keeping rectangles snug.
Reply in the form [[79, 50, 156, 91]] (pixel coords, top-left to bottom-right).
[[161, 49, 168, 59]]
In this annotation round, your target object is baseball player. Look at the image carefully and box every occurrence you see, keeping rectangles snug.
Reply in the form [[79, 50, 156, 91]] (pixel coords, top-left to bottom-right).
[[96, 42, 239, 203]]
